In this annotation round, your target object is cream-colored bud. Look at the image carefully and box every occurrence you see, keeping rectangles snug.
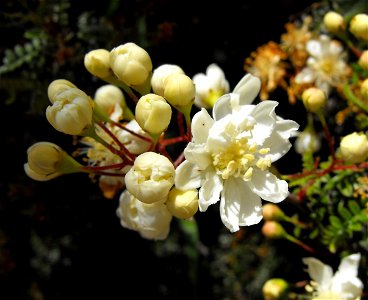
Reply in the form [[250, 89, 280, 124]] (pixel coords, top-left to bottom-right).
[[302, 87, 327, 112], [295, 127, 321, 154], [163, 73, 195, 108], [262, 204, 285, 221], [135, 93, 172, 135], [339, 132, 368, 164], [117, 190, 172, 240], [84, 49, 112, 78], [151, 64, 185, 96], [262, 221, 286, 239], [47, 79, 76, 103], [166, 188, 198, 219], [94, 84, 126, 116], [124, 152, 175, 204], [110, 43, 152, 86], [24, 142, 81, 181], [349, 14, 368, 41], [358, 50, 368, 70], [262, 278, 289, 300], [323, 11, 345, 33], [46, 88, 94, 135], [117, 120, 151, 155], [361, 78, 368, 100]]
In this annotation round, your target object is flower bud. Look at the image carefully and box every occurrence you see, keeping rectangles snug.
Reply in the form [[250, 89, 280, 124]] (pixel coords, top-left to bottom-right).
[[166, 188, 198, 219], [110, 43, 152, 86], [135, 93, 172, 135], [358, 50, 368, 71], [24, 142, 81, 181], [262, 278, 289, 300], [84, 49, 112, 78], [117, 190, 172, 240], [94, 84, 126, 116], [349, 14, 368, 41], [323, 11, 345, 33], [262, 221, 286, 239], [46, 88, 94, 135], [163, 73, 195, 109], [262, 204, 286, 221], [339, 132, 368, 164], [295, 127, 322, 154], [47, 79, 76, 103], [117, 120, 151, 155], [151, 64, 185, 96], [361, 78, 368, 100], [302, 87, 327, 113], [124, 152, 175, 204]]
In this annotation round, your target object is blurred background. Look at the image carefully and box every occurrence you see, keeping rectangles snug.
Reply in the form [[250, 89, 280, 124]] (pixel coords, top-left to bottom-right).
[[0, 0, 330, 299]]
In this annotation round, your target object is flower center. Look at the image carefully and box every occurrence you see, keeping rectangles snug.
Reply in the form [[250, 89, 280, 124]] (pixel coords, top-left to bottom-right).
[[212, 129, 271, 181], [319, 58, 334, 74]]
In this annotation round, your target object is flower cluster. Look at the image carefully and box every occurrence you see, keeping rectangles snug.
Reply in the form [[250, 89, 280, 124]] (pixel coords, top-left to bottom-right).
[[24, 41, 299, 241]]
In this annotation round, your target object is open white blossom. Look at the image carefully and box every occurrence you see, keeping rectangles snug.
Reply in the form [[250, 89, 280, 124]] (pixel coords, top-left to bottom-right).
[[192, 63, 230, 108], [295, 35, 350, 95], [303, 253, 363, 300], [175, 74, 299, 232], [117, 190, 172, 240]]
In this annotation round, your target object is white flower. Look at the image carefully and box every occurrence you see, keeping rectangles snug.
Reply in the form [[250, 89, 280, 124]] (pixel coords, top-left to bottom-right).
[[117, 190, 172, 240], [192, 63, 230, 108], [175, 74, 299, 232], [295, 35, 350, 95], [303, 253, 364, 300]]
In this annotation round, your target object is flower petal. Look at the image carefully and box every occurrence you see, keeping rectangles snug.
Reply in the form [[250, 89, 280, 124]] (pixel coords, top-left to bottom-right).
[[220, 177, 262, 232], [263, 118, 299, 162], [184, 142, 212, 169], [302, 257, 333, 292], [233, 73, 261, 105], [249, 100, 278, 145], [212, 93, 233, 120], [191, 108, 214, 143], [198, 168, 222, 212], [248, 169, 289, 203], [175, 161, 202, 190]]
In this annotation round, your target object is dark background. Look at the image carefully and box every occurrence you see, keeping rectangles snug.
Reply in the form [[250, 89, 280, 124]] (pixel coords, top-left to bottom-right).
[[0, 0, 318, 299]]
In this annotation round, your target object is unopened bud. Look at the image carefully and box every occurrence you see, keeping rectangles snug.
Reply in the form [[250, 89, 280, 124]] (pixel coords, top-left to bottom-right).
[[262, 278, 289, 300], [302, 87, 327, 113], [262, 204, 286, 221], [262, 221, 286, 239], [358, 50, 368, 71], [94, 84, 126, 116], [166, 188, 198, 219], [295, 126, 321, 154], [323, 11, 345, 33], [135, 93, 172, 135], [110, 43, 152, 86], [151, 64, 185, 96], [125, 152, 175, 204], [349, 14, 368, 41], [24, 142, 81, 181], [84, 49, 112, 78], [163, 73, 195, 109], [339, 132, 368, 164], [48, 79, 76, 103]]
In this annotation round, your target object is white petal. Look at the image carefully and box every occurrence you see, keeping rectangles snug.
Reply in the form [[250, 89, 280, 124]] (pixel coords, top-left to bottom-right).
[[213, 93, 233, 120], [198, 168, 222, 212], [306, 39, 322, 58], [337, 253, 361, 278], [191, 108, 214, 143], [263, 119, 299, 162], [331, 274, 363, 298], [249, 101, 278, 145], [175, 161, 202, 190], [248, 169, 289, 203], [302, 257, 333, 292], [233, 73, 261, 105], [295, 68, 315, 84], [220, 177, 263, 232], [184, 142, 212, 169]]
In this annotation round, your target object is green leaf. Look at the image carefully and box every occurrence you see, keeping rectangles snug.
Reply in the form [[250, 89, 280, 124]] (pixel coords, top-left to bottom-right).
[[348, 200, 361, 214], [337, 203, 352, 221], [329, 216, 342, 229]]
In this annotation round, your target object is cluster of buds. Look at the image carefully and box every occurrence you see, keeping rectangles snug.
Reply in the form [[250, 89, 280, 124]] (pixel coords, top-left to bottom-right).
[[24, 42, 234, 240]]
